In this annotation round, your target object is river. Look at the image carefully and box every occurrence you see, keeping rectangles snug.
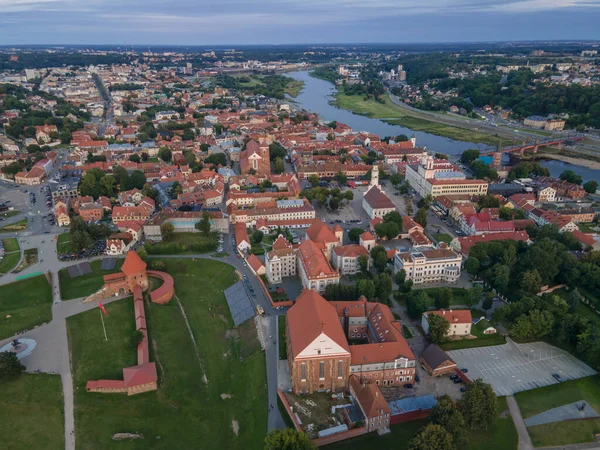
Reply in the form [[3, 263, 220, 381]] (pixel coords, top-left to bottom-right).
[[286, 70, 599, 183]]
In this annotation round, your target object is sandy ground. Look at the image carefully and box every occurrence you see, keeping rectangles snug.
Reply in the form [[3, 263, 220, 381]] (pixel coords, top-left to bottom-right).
[[539, 153, 600, 170]]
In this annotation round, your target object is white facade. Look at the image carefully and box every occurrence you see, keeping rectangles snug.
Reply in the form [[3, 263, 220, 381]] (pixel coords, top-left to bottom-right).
[[394, 248, 462, 285]]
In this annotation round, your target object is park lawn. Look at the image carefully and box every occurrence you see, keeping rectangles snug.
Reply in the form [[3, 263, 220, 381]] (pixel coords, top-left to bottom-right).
[[432, 233, 453, 244], [0, 374, 64, 450], [0, 275, 53, 340], [279, 316, 287, 360], [0, 210, 20, 218], [516, 376, 600, 447], [0, 251, 21, 274], [515, 375, 600, 419], [58, 259, 124, 300], [0, 218, 27, 233], [2, 237, 20, 252], [466, 396, 518, 450], [56, 232, 72, 254], [67, 258, 267, 450], [333, 93, 511, 146]]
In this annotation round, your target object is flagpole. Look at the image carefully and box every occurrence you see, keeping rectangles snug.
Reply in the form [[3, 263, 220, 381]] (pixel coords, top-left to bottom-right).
[[100, 309, 108, 341]]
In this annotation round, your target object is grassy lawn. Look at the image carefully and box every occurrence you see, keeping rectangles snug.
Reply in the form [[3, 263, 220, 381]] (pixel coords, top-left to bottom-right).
[[58, 259, 124, 300], [0, 210, 20, 218], [333, 93, 511, 146], [0, 218, 28, 233], [578, 222, 599, 233], [0, 252, 21, 274], [326, 398, 516, 450], [67, 258, 267, 449], [0, 275, 52, 340], [441, 318, 506, 351], [144, 232, 218, 255], [13, 248, 38, 273], [0, 374, 64, 450], [278, 316, 287, 360], [432, 233, 453, 244], [284, 80, 304, 97], [56, 232, 72, 254], [516, 376, 600, 447], [2, 237, 20, 252]]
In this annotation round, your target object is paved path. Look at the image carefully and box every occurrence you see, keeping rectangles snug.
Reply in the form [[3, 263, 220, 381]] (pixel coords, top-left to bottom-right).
[[525, 401, 599, 427], [507, 395, 534, 450]]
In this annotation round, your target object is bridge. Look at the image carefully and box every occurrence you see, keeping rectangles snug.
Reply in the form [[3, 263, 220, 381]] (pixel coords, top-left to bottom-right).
[[479, 134, 585, 157]]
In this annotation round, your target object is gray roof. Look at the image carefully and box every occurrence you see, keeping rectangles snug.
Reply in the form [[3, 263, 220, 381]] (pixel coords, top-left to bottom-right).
[[421, 344, 455, 370]]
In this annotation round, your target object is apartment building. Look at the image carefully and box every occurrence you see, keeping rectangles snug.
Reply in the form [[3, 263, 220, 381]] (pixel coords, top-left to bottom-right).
[[265, 235, 297, 284], [332, 245, 369, 275]]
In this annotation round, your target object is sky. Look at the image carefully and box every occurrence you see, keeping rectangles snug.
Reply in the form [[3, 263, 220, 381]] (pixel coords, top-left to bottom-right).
[[1, 0, 600, 45]]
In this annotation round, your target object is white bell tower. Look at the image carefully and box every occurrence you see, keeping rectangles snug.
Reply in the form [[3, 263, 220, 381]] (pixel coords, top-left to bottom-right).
[[370, 165, 379, 187]]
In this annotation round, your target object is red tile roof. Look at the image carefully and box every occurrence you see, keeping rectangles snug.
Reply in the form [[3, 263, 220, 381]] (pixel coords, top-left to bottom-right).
[[121, 250, 147, 276], [426, 309, 472, 324], [363, 185, 395, 210]]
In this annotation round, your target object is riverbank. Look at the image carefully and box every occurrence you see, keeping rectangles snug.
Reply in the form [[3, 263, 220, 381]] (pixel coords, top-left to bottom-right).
[[532, 150, 600, 170], [332, 92, 512, 147]]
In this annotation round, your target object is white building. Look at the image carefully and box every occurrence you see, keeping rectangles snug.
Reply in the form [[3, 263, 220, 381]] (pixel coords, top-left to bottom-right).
[[394, 246, 462, 285], [362, 185, 395, 219], [422, 309, 472, 337]]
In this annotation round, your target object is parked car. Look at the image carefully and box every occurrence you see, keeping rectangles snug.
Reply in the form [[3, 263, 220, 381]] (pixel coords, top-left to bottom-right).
[[459, 368, 468, 373], [404, 383, 413, 389], [552, 373, 563, 382], [460, 386, 467, 392], [449, 374, 458, 381], [415, 374, 420, 384], [453, 378, 462, 384]]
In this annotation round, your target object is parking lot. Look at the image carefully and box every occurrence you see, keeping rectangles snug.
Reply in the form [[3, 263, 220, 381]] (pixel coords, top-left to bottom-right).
[[448, 339, 597, 396]]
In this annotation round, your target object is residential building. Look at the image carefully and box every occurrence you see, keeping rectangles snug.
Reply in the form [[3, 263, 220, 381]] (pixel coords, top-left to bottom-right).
[[422, 309, 472, 337], [235, 222, 251, 253], [265, 235, 297, 284], [332, 245, 369, 275], [79, 202, 103, 222], [348, 375, 391, 432], [451, 231, 530, 255], [297, 239, 340, 292], [394, 246, 462, 285]]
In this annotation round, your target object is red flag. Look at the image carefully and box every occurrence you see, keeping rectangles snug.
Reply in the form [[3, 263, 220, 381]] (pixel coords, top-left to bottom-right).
[[98, 302, 107, 315]]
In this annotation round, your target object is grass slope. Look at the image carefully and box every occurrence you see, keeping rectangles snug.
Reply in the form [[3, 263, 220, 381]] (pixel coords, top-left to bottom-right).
[[516, 375, 600, 447], [0, 374, 64, 450], [334, 93, 511, 147], [0, 275, 52, 340], [67, 258, 267, 450], [58, 259, 124, 300], [0, 218, 27, 233]]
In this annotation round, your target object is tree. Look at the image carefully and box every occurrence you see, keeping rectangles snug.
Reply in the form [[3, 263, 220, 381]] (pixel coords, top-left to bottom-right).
[[0, 351, 25, 381], [459, 379, 497, 430], [464, 257, 480, 275], [99, 175, 116, 197], [482, 294, 494, 311], [195, 211, 212, 237], [348, 228, 363, 243], [405, 197, 414, 216], [431, 395, 468, 448], [408, 424, 454, 450], [274, 157, 285, 174], [375, 273, 393, 304], [584, 180, 598, 194], [71, 230, 93, 252], [253, 230, 264, 244], [335, 172, 347, 185], [415, 208, 428, 228], [478, 194, 501, 209], [374, 252, 389, 273], [129, 154, 141, 163], [160, 222, 175, 240], [357, 254, 369, 273], [308, 174, 319, 187], [520, 269, 542, 294], [169, 181, 183, 199], [158, 146, 172, 162], [395, 269, 406, 286], [435, 288, 452, 309], [390, 173, 404, 186], [264, 428, 315, 450], [356, 279, 375, 300], [383, 210, 403, 226], [407, 290, 430, 318], [129, 170, 146, 190], [79, 172, 101, 199], [375, 221, 400, 240], [460, 149, 480, 165], [560, 170, 583, 185], [428, 314, 450, 344], [466, 285, 483, 307]]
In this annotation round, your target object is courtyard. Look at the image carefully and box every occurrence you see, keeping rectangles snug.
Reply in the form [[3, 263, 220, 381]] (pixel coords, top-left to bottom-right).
[[447, 339, 597, 396]]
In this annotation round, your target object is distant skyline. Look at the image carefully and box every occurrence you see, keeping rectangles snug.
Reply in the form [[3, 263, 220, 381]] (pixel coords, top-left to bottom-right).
[[1, 0, 600, 45]]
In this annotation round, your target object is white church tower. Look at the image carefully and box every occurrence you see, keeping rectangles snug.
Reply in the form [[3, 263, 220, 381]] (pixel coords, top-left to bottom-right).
[[370, 165, 379, 187]]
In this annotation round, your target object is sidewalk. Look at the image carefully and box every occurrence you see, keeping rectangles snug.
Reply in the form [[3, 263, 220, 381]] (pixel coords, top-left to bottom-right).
[[507, 395, 534, 450]]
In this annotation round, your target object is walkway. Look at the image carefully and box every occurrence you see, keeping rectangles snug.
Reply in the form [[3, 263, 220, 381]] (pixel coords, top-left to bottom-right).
[[507, 395, 534, 450]]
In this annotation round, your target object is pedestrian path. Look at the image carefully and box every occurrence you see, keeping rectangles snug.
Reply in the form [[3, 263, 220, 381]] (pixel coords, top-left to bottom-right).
[[507, 395, 534, 450]]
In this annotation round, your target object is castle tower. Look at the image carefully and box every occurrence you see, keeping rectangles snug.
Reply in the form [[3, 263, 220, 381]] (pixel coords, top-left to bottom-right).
[[370, 165, 379, 186], [410, 134, 416, 148]]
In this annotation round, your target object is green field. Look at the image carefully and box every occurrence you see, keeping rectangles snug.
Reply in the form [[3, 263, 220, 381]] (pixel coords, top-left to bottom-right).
[[0, 275, 53, 340], [284, 80, 304, 97], [58, 259, 124, 300], [0, 237, 21, 274], [67, 258, 267, 450], [0, 218, 27, 233], [56, 232, 72, 254], [278, 316, 287, 360], [441, 318, 506, 351], [432, 233, 453, 244], [516, 376, 600, 447], [144, 232, 218, 255], [326, 398, 516, 450], [0, 210, 20, 218], [333, 93, 512, 147], [0, 374, 64, 450]]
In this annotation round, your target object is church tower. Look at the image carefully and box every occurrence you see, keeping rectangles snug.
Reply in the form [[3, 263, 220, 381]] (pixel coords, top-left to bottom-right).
[[370, 165, 379, 187]]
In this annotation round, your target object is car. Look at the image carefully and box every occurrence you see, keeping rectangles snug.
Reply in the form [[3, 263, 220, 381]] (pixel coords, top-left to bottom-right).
[[449, 374, 458, 381], [552, 373, 563, 382], [460, 386, 467, 392], [415, 374, 420, 383], [453, 378, 462, 384], [403, 383, 413, 389], [459, 368, 468, 373]]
